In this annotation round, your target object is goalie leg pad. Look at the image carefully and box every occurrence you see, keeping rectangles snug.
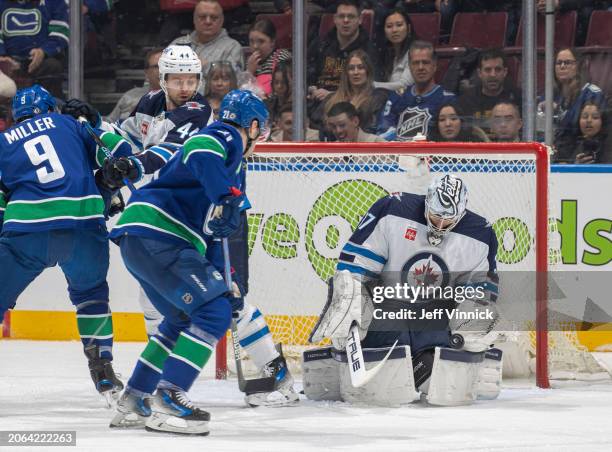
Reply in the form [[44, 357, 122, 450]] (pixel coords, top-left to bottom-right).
[[494, 332, 532, 378], [339, 346, 419, 407], [302, 347, 343, 402], [476, 348, 503, 400], [425, 347, 484, 406]]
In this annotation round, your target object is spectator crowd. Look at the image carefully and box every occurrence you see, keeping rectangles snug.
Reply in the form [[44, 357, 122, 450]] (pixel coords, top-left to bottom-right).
[[1, 0, 612, 163]]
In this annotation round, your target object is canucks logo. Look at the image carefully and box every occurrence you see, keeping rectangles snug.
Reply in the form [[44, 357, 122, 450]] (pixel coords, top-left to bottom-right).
[[397, 107, 431, 140], [2, 9, 42, 37]]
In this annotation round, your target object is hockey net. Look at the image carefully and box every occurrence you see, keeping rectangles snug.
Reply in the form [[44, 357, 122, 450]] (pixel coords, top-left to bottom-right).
[[216, 142, 608, 388]]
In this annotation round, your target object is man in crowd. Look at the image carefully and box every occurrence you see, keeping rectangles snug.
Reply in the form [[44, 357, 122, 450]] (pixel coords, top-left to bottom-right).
[[270, 103, 319, 142], [456, 49, 521, 138], [327, 101, 386, 142], [490, 101, 522, 142], [170, 0, 244, 84], [307, 0, 378, 101], [378, 40, 455, 140]]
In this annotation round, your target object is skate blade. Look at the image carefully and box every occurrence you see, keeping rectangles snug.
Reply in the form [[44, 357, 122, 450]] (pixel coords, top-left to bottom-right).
[[145, 413, 209, 436], [245, 391, 300, 408], [100, 388, 121, 409], [109, 412, 148, 429]]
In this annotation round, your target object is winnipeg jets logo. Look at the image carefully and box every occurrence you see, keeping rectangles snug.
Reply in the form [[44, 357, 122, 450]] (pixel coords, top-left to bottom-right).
[[401, 252, 450, 290], [397, 107, 431, 140], [436, 175, 463, 216]]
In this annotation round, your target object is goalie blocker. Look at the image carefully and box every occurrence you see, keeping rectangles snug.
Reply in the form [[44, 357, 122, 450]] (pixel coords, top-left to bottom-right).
[[302, 345, 502, 406]]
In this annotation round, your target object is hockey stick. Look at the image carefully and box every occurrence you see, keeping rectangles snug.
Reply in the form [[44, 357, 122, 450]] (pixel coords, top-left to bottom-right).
[[346, 322, 398, 388], [78, 118, 136, 192], [221, 238, 277, 394]]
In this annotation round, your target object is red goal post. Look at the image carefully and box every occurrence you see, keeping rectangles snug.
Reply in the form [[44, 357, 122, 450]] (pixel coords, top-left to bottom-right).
[[215, 141, 552, 388]]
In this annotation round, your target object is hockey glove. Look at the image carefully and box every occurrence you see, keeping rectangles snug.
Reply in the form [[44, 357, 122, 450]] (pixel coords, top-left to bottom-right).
[[450, 299, 499, 352], [61, 98, 101, 127], [208, 189, 244, 238], [108, 192, 126, 217], [101, 157, 142, 190]]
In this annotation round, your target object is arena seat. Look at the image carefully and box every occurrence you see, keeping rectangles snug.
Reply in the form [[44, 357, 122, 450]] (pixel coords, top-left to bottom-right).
[[585, 10, 612, 47], [514, 11, 577, 48], [409, 13, 441, 45], [449, 12, 507, 49]]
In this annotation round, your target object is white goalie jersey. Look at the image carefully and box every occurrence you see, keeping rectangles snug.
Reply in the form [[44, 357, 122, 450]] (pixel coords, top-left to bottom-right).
[[337, 192, 499, 301]]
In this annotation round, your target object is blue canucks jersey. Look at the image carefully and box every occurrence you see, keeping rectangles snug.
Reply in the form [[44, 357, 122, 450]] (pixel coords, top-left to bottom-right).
[[0, 0, 69, 58], [110, 122, 245, 256], [378, 85, 456, 140], [0, 113, 132, 232]]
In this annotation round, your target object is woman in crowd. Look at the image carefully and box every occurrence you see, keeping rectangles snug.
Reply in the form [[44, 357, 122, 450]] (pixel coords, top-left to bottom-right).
[[311, 49, 388, 136], [266, 60, 293, 128], [374, 8, 415, 93], [427, 102, 488, 142], [247, 18, 292, 97], [203, 61, 238, 119], [549, 47, 606, 147], [555, 101, 610, 163]]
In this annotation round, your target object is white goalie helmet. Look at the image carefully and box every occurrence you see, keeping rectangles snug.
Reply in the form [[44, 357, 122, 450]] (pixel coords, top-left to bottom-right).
[[158, 45, 202, 94], [424, 174, 468, 246]]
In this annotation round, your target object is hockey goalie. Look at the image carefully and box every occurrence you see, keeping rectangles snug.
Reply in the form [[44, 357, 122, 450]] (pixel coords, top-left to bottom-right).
[[306, 174, 503, 406]]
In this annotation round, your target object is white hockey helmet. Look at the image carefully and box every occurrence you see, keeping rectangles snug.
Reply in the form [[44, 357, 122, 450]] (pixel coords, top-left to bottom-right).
[[424, 174, 468, 246], [158, 45, 202, 94]]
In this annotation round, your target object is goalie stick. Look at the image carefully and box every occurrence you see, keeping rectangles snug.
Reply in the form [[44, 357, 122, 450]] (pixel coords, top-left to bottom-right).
[[346, 322, 398, 388], [221, 238, 277, 395], [311, 277, 398, 388], [78, 117, 136, 192]]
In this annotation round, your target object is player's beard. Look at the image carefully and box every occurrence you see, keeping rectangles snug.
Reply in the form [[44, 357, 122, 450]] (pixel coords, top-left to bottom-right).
[[167, 91, 195, 110]]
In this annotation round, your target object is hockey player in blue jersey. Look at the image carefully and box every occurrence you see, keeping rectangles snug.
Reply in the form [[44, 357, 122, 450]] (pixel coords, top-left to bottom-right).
[[107, 90, 297, 435], [0, 85, 134, 402], [102, 80, 295, 409], [307, 175, 502, 406]]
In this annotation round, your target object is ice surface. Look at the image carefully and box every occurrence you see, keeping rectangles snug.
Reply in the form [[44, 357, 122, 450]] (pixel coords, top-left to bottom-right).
[[1, 340, 612, 452]]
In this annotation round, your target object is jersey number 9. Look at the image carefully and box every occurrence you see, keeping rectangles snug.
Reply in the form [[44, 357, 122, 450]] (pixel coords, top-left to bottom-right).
[[24, 135, 66, 184]]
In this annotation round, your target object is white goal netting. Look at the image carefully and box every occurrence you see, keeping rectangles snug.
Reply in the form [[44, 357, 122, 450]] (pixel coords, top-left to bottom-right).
[[223, 142, 608, 385]]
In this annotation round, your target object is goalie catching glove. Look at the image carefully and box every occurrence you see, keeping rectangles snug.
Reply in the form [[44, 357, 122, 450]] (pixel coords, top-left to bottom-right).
[[310, 270, 375, 349], [450, 298, 499, 353]]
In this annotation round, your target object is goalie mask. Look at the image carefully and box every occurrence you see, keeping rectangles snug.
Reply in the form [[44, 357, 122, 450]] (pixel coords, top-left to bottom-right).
[[424, 175, 468, 246]]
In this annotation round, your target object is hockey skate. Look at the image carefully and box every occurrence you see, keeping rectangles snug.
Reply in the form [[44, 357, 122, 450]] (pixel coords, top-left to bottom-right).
[[85, 345, 124, 408], [145, 388, 210, 436], [109, 390, 151, 428], [245, 355, 300, 407]]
